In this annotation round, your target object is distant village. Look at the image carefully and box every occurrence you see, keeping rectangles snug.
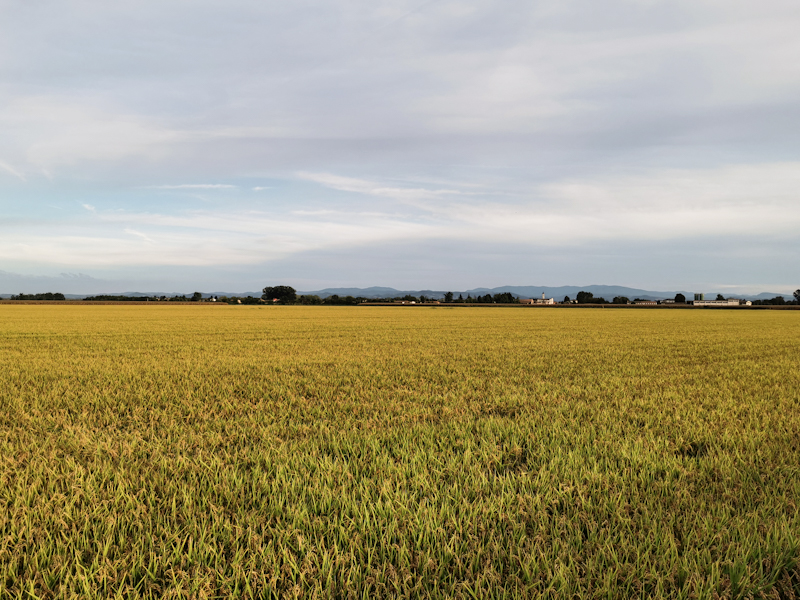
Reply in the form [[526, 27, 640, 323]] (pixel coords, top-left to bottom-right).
[[518, 292, 753, 306]]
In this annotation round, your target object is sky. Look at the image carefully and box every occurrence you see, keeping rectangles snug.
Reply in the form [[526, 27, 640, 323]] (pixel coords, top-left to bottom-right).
[[1, 0, 799, 294]]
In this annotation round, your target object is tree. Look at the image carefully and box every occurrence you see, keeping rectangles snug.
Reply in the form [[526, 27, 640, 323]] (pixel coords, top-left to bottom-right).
[[444, 291, 454, 303], [576, 291, 594, 304], [716, 294, 725, 301], [323, 294, 358, 305], [458, 293, 463, 302], [612, 296, 629, 304], [493, 292, 516, 303], [674, 293, 686, 303], [191, 292, 203, 302], [563, 296, 570, 304], [754, 296, 786, 306], [262, 286, 297, 304], [794, 289, 800, 304]]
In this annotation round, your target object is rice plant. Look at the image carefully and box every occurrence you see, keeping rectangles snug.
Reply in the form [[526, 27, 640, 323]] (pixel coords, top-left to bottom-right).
[[1, 306, 798, 598]]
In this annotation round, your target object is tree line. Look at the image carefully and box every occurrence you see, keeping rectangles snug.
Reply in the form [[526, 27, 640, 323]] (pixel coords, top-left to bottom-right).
[[572, 291, 800, 305], [751, 295, 798, 306], [10, 293, 66, 300], [82, 295, 194, 302], [260, 287, 520, 305], [6, 288, 800, 305]]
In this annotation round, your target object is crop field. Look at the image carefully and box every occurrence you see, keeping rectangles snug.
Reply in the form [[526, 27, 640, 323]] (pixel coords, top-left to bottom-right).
[[1, 305, 799, 599]]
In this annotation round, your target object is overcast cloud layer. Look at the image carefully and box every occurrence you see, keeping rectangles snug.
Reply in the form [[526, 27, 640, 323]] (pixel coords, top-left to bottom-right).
[[1, 0, 799, 294]]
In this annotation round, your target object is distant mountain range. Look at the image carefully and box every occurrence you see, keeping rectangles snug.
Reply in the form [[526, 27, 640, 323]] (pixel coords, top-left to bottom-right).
[[3, 285, 789, 301]]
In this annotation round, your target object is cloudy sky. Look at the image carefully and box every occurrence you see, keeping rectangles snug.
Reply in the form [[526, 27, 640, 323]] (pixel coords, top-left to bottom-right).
[[1, 0, 798, 294]]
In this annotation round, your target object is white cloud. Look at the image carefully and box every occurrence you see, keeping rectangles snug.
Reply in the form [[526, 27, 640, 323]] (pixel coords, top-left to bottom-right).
[[297, 172, 472, 211], [124, 228, 155, 243], [539, 162, 800, 212], [1, 161, 796, 270], [151, 184, 237, 190], [0, 159, 26, 182], [1, 96, 179, 171], [0, 207, 437, 267], [297, 162, 800, 245]]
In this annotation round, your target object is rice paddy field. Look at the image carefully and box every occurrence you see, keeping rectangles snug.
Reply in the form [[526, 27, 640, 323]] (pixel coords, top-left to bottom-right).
[[1, 305, 799, 599]]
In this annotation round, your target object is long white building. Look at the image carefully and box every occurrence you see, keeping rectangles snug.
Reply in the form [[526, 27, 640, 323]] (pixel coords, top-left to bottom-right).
[[691, 298, 749, 307]]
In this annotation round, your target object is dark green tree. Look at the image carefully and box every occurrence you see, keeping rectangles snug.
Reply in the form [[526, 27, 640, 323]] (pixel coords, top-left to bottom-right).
[[191, 292, 203, 302], [794, 289, 800, 304], [11, 292, 65, 300], [493, 292, 516, 303], [576, 291, 594, 304], [262, 286, 297, 304], [612, 296, 629, 304], [444, 291, 454, 303], [323, 295, 359, 305], [563, 296, 570, 303], [458, 293, 463, 302], [752, 296, 786, 306], [674, 293, 686, 303], [716, 294, 725, 301]]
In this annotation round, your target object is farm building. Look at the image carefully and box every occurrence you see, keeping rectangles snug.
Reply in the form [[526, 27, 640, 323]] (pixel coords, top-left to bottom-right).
[[520, 292, 555, 305], [692, 298, 748, 307]]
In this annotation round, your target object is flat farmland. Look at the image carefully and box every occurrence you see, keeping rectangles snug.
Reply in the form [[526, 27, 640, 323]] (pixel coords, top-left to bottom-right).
[[1, 306, 799, 599]]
